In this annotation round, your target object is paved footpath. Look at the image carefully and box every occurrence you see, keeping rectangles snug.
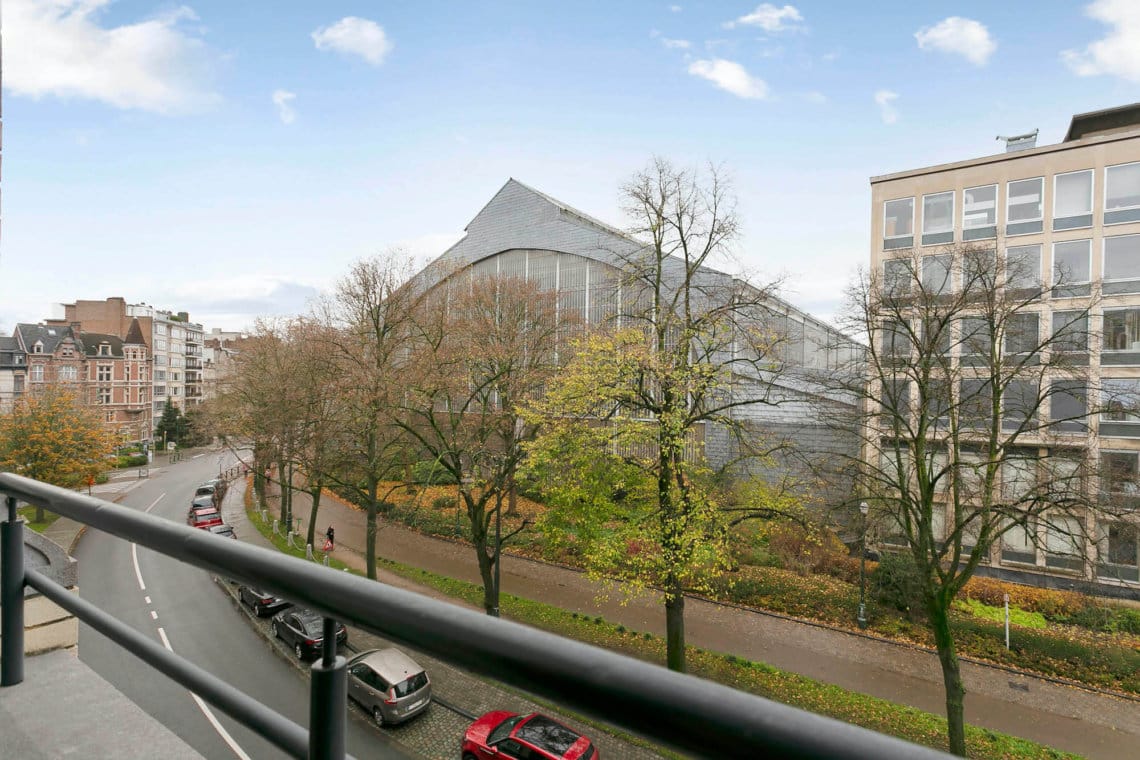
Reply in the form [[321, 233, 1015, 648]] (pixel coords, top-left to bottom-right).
[[270, 482, 1139, 759]]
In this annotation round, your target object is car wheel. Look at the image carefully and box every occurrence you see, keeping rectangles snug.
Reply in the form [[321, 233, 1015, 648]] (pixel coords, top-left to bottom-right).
[[271, 621, 280, 639], [294, 643, 304, 660], [463, 754, 478, 760], [372, 706, 385, 727]]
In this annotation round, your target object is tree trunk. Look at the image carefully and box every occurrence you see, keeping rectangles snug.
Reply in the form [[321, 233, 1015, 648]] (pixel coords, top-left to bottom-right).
[[306, 482, 322, 549], [665, 575, 686, 672], [365, 477, 378, 580], [930, 599, 967, 756], [468, 494, 498, 615]]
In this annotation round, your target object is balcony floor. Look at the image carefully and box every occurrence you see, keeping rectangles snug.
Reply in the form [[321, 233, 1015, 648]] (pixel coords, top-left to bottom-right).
[[0, 648, 204, 759]]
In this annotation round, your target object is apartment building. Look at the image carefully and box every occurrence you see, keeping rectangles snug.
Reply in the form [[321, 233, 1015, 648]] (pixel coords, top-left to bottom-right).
[[52, 298, 207, 427], [869, 103, 1140, 594]]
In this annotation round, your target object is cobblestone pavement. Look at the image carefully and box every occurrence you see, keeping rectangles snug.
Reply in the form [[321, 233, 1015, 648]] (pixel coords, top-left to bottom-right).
[[220, 479, 668, 760]]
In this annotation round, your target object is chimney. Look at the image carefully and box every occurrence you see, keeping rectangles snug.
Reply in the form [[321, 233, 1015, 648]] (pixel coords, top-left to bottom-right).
[[997, 129, 1039, 153]]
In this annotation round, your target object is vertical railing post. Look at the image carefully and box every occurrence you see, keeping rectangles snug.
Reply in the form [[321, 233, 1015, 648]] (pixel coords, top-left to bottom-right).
[[308, 617, 346, 760], [2, 495, 26, 686]]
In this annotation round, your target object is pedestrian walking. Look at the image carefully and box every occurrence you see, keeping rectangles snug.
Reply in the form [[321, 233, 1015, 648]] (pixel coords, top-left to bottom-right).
[[323, 525, 335, 552]]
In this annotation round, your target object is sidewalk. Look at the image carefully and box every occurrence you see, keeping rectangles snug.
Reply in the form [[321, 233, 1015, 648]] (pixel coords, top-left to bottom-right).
[[273, 481, 1140, 760]]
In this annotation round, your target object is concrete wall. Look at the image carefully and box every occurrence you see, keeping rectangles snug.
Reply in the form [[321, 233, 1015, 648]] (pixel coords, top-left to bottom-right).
[[0, 529, 79, 655]]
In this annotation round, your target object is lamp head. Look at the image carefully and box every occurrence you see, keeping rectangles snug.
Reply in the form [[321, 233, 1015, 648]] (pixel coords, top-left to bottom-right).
[[859, 501, 869, 515]]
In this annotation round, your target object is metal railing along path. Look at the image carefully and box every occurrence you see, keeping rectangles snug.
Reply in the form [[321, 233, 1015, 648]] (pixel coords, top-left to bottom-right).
[[0, 472, 951, 760]]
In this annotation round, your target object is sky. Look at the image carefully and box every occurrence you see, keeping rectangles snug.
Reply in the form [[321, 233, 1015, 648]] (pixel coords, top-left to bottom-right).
[[2, 1, 1139, 333]]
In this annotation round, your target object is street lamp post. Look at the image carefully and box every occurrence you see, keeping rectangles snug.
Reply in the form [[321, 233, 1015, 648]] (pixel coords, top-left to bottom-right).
[[857, 501, 869, 630]]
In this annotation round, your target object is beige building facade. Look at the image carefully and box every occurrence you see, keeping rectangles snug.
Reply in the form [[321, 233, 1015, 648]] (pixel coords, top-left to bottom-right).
[[869, 103, 1140, 595]]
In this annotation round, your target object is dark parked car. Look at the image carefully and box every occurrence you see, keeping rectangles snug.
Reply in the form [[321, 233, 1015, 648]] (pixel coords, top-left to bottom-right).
[[463, 711, 598, 760], [271, 608, 347, 660], [208, 524, 236, 540], [190, 493, 216, 509], [195, 483, 222, 506], [203, 477, 228, 497], [187, 507, 223, 529], [238, 585, 291, 616], [347, 648, 431, 726]]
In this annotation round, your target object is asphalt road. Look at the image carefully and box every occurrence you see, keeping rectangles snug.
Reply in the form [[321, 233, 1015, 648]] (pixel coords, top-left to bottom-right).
[[74, 450, 406, 760]]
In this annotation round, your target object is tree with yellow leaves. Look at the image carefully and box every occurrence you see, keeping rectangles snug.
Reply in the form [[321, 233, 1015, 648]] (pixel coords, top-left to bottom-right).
[[0, 384, 116, 521]]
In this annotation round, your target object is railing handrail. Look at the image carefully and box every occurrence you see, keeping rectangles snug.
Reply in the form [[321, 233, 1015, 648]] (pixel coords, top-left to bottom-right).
[[0, 472, 950, 759]]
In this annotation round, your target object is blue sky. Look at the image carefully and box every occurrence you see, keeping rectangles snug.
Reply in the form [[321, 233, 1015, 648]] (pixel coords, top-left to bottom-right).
[[2, 1, 1139, 332]]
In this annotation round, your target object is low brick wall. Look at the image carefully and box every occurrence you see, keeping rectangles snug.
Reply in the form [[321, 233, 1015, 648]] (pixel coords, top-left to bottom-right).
[[1, 527, 80, 655]]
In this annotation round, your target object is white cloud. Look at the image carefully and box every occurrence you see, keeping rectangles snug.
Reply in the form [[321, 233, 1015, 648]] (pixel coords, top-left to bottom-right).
[[801, 91, 827, 104], [1062, 0, 1140, 82], [312, 17, 392, 66], [2, 0, 218, 113], [662, 37, 691, 49], [914, 17, 996, 66], [670, 5, 682, 12], [272, 90, 297, 124], [725, 4, 803, 32], [688, 59, 768, 99], [874, 90, 899, 124]]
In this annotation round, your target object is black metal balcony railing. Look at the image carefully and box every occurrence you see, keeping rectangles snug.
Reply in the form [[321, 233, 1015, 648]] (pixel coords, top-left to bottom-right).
[[0, 472, 948, 760]]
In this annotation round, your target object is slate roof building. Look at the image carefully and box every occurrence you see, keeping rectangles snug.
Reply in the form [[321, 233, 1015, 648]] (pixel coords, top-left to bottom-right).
[[410, 179, 861, 500]]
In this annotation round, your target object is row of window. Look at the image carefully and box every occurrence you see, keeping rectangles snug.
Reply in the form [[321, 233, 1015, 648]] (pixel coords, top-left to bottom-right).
[[883, 162, 1140, 248], [884, 234, 1140, 295], [27, 365, 151, 383]]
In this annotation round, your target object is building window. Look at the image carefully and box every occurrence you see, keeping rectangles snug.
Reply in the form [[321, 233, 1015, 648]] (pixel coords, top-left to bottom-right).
[[962, 184, 997, 239], [1053, 169, 1093, 230], [1052, 239, 1091, 293], [1103, 234, 1140, 294], [921, 191, 954, 245], [154, 355, 166, 366], [1002, 380, 1038, 432], [171, 356, 183, 368], [1103, 308, 1140, 355], [1005, 244, 1042, 292], [97, 387, 112, 405], [60, 344, 74, 358], [1050, 380, 1088, 432], [32, 341, 43, 354], [155, 338, 167, 351], [154, 370, 166, 381], [97, 365, 112, 382], [1002, 516, 1036, 565], [1098, 522, 1139, 582], [1045, 516, 1084, 570], [1051, 310, 1088, 354], [98, 343, 111, 356], [58, 366, 78, 382], [883, 258, 911, 297], [30, 365, 44, 382], [1105, 162, 1140, 225], [1003, 312, 1039, 356], [139, 389, 148, 403], [172, 327, 184, 340], [921, 253, 952, 295], [105, 411, 115, 422], [1007, 177, 1044, 235], [154, 400, 165, 412], [1101, 378, 1140, 437], [155, 385, 166, 397], [883, 197, 914, 249], [171, 387, 181, 396], [959, 316, 990, 364]]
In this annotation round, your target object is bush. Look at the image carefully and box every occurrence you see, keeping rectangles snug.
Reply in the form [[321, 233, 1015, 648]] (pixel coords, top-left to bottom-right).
[[871, 553, 924, 618], [767, 522, 847, 576], [431, 496, 454, 511], [410, 460, 458, 485]]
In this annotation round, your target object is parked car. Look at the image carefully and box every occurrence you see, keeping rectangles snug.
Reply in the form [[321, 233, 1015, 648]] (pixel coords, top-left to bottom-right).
[[462, 711, 598, 760], [238, 585, 291, 616], [187, 507, 223, 529], [270, 607, 348, 660], [346, 648, 431, 726], [190, 493, 216, 509], [208, 524, 236, 540], [203, 477, 228, 498]]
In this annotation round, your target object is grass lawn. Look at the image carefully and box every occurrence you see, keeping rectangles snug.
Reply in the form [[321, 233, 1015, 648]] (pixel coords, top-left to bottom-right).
[[17, 506, 60, 533]]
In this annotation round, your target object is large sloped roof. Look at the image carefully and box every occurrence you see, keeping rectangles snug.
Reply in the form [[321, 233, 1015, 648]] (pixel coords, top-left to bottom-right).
[[15, 324, 74, 354]]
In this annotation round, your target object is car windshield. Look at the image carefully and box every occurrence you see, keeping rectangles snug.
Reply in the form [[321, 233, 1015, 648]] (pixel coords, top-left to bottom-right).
[[392, 671, 428, 698], [516, 715, 581, 756], [488, 714, 524, 746]]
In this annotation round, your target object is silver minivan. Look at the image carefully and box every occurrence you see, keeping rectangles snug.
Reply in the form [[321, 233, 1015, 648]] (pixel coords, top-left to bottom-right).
[[346, 648, 432, 726]]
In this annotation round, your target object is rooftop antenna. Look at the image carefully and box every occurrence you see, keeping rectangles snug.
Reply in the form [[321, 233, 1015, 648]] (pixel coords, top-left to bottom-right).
[[996, 129, 1039, 152]]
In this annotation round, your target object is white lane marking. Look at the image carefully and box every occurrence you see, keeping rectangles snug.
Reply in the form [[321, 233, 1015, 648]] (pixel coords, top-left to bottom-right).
[[158, 629, 252, 759], [193, 453, 205, 459], [145, 596, 151, 604], [151, 610, 158, 620], [144, 493, 165, 514], [132, 543, 147, 592]]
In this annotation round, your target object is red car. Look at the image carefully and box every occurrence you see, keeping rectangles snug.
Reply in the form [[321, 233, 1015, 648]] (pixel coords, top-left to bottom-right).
[[462, 711, 598, 760], [188, 507, 223, 529]]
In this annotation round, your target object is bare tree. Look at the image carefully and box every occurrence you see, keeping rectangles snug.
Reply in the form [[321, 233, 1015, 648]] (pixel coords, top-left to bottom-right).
[[525, 157, 795, 673], [826, 242, 1112, 755], [318, 252, 420, 580], [397, 273, 562, 616]]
